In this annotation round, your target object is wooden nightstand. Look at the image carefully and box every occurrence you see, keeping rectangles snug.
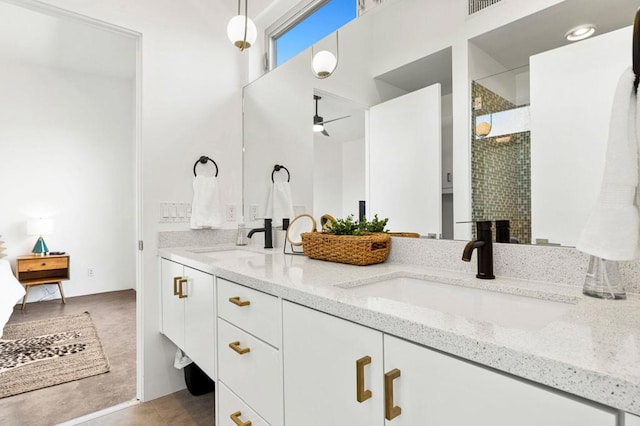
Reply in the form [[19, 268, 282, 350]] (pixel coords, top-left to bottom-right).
[[15, 254, 70, 310]]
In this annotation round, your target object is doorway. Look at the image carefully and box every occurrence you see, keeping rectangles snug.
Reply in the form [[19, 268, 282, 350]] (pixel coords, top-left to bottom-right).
[[0, 0, 142, 423]]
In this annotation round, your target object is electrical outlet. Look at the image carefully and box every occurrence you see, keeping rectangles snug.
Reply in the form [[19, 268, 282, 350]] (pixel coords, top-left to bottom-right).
[[87, 267, 95, 277], [249, 205, 259, 221], [225, 204, 237, 222]]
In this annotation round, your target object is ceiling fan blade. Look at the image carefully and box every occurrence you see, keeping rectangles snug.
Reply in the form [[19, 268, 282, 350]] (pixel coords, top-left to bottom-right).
[[321, 115, 351, 125], [321, 129, 330, 136]]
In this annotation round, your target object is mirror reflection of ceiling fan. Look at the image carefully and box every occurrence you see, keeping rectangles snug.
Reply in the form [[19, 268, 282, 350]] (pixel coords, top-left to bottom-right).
[[313, 95, 351, 137]]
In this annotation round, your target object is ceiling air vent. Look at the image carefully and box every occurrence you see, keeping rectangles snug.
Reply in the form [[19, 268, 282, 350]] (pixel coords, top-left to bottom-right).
[[469, 0, 502, 15]]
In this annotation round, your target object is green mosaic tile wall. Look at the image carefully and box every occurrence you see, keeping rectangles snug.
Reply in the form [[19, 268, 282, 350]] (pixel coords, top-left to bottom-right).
[[471, 82, 531, 244]]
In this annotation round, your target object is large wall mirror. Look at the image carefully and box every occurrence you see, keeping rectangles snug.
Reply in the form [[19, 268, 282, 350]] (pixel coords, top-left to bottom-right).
[[243, 0, 637, 247]]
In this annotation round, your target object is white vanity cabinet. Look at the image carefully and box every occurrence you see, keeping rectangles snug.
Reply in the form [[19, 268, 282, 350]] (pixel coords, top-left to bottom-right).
[[283, 301, 618, 426], [160, 258, 216, 380], [216, 278, 282, 426]]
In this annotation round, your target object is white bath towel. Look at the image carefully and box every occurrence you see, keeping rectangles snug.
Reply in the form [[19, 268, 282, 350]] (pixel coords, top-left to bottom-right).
[[190, 176, 223, 229], [0, 259, 25, 338], [577, 67, 640, 260], [266, 181, 295, 225]]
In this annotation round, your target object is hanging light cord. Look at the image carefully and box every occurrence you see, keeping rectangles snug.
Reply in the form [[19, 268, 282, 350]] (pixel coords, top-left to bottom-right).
[[242, 0, 249, 52]]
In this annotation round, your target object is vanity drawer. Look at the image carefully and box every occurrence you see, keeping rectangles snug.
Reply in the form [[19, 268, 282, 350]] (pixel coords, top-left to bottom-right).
[[217, 278, 281, 347], [218, 318, 282, 426], [218, 381, 270, 426]]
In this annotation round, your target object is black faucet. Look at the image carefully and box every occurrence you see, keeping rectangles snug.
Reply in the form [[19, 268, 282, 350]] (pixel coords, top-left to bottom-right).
[[462, 221, 495, 279], [495, 220, 511, 243], [247, 218, 273, 249]]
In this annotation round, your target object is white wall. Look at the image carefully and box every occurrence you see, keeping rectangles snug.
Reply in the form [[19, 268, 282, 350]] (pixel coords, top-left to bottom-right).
[[313, 136, 365, 220], [313, 135, 343, 219], [0, 58, 135, 301], [342, 137, 365, 218], [32, 0, 245, 401], [530, 26, 631, 246]]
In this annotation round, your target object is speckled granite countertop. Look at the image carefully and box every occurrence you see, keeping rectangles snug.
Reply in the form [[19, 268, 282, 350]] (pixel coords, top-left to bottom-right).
[[159, 245, 640, 416]]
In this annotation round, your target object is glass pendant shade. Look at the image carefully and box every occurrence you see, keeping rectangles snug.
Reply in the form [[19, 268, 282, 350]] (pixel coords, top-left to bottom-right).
[[312, 50, 338, 78], [227, 15, 257, 50], [313, 123, 324, 132], [475, 121, 492, 137]]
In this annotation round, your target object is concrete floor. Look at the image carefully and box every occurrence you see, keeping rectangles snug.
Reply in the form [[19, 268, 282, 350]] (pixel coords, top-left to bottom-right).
[[0, 290, 137, 426], [79, 389, 215, 425]]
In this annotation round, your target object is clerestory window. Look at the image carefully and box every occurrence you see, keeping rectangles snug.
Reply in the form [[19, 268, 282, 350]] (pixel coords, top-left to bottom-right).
[[268, 0, 357, 70]]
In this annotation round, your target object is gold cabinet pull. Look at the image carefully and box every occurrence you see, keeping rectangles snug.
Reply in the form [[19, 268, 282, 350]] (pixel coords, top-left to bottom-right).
[[356, 356, 372, 402], [384, 368, 402, 421], [229, 341, 251, 355], [178, 278, 188, 299], [230, 411, 252, 426], [229, 296, 251, 307], [173, 276, 181, 296]]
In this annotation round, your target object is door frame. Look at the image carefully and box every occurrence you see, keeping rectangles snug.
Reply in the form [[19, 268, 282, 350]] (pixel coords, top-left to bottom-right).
[[3, 0, 144, 402]]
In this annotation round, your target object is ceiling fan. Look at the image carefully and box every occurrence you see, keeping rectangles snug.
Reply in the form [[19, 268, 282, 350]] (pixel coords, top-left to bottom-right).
[[313, 95, 350, 137]]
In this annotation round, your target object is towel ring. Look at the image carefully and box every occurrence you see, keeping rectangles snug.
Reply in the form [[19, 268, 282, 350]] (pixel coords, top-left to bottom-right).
[[193, 156, 219, 177], [271, 164, 290, 183]]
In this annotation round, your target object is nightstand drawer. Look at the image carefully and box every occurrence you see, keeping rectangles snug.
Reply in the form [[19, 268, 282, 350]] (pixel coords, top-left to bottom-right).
[[18, 257, 68, 272]]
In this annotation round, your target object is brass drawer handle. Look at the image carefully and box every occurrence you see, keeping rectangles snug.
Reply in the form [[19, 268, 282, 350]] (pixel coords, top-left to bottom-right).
[[229, 296, 251, 307], [229, 341, 250, 355], [356, 356, 372, 402], [173, 276, 181, 296], [230, 411, 252, 426], [178, 278, 188, 299], [385, 368, 401, 421]]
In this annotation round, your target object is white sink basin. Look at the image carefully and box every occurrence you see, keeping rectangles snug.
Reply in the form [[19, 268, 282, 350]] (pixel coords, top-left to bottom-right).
[[340, 276, 573, 330], [188, 248, 265, 262]]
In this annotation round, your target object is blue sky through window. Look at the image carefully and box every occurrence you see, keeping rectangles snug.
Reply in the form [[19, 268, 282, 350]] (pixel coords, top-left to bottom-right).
[[275, 0, 356, 67]]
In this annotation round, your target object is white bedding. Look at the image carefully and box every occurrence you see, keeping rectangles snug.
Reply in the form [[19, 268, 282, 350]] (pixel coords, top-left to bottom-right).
[[0, 259, 25, 337]]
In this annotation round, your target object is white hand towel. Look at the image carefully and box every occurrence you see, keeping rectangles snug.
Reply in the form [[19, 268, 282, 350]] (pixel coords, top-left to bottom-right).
[[266, 181, 295, 225], [577, 67, 640, 261], [190, 176, 223, 229], [0, 259, 25, 337]]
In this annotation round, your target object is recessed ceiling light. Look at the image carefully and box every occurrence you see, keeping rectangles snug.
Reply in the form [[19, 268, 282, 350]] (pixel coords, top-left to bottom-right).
[[565, 24, 596, 41]]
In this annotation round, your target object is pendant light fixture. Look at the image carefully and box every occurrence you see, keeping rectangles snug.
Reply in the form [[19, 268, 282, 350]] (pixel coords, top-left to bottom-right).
[[227, 0, 257, 51], [475, 113, 492, 138], [312, 32, 339, 79]]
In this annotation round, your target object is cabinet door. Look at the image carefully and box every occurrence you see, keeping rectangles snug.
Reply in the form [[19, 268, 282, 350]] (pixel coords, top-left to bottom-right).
[[383, 335, 617, 426], [183, 266, 215, 381], [160, 258, 184, 348], [283, 301, 384, 426]]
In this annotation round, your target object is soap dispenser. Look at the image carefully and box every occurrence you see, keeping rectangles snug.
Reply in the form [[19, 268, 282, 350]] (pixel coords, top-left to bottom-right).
[[236, 220, 248, 246]]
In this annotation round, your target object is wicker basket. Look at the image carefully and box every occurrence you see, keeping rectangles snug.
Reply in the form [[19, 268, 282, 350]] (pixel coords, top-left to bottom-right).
[[300, 232, 391, 266], [387, 232, 420, 238]]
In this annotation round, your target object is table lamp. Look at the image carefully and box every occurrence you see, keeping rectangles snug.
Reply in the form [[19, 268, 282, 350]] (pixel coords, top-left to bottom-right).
[[27, 218, 54, 256]]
